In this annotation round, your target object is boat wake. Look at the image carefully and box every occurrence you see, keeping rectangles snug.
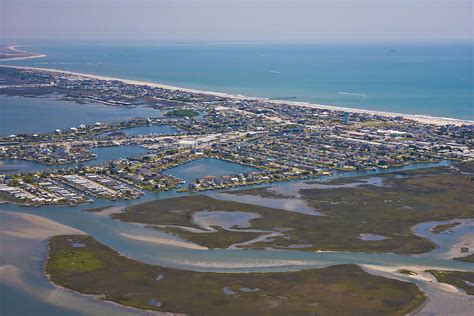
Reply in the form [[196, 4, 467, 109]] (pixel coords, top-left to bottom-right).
[[337, 91, 368, 97]]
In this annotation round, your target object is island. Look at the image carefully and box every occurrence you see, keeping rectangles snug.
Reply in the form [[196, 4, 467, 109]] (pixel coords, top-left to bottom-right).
[[165, 108, 200, 117], [431, 222, 462, 234], [46, 234, 426, 315]]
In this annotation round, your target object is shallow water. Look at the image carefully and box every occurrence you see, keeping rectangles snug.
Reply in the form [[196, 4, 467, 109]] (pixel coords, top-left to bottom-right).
[[192, 211, 260, 230], [269, 176, 386, 198], [414, 218, 474, 258], [209, 175, 400, 217], [0, 216, 152, 316], [0, 94, 164, 136], [359, 234, 389, 241], [209, 191, 321, 216]]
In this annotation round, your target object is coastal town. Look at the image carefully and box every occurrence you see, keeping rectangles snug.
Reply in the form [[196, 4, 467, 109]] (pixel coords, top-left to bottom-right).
[[0, 66, 473, 206]]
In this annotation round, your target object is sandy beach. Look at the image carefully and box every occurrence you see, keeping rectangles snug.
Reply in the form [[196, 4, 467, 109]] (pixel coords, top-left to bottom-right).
[[120, 232, 209, 250], [0, 211, 84, 239], [0, 47, 472, 126], [361, 264, 474, 316], [448, 232, 474, 259], [0, 45, 47, 61], [362, 264, 460, 293]]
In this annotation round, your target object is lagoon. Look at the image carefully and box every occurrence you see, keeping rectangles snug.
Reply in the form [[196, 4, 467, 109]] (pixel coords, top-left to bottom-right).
[[163, 158, 260, 184], [0, 95, 163, 136]]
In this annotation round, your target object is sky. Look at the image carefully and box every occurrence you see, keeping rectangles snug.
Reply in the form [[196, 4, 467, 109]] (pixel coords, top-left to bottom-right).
[[1, 0, 472, 42]]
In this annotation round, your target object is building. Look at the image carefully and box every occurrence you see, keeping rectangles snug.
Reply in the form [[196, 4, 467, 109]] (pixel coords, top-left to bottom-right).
[[343, 112, 350, 125]]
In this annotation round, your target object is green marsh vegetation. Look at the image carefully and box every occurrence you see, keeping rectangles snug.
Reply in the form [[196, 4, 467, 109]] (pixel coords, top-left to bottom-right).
[[454, 254, 474, 263], [110, 162, 473, 254], [46, 235, 426, 315], [164, 109, 199, 117], [430, 222, 461, 234]]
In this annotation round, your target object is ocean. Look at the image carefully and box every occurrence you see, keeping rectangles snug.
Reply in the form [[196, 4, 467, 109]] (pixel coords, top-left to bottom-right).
[[2, 41, 473, 120]]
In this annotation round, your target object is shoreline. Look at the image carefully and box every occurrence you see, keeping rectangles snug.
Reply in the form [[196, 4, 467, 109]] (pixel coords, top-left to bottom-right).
[[0, 211, 163, 316], [0, 211, 85, 239], [412, 218, 474, 260], [0, 45, 47, 61], [0, 46, 472, 126], [120, 232, 209, 250], [360, 264, 474, 316], [42, 237, 167, 316]]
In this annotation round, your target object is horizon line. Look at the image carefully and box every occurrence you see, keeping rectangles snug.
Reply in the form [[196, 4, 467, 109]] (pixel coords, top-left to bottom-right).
[[2, 38, 474, 46]]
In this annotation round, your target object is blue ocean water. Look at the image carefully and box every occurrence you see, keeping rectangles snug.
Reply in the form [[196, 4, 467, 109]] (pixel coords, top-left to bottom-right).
[[3, 42, 472, 120]]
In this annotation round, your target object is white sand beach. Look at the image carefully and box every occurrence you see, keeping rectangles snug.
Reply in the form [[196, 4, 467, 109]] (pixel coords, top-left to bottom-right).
[[0, 211, 84, 239], [362, 264, 460, 293], [448, 232, 474, 259], [0, 45, 47, 61], [120, 232, 208, 250], [361, 264, 474, 316]]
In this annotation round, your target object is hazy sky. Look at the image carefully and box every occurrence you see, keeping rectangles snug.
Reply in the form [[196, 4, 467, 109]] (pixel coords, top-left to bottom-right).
[[1, 0, 472, 42]]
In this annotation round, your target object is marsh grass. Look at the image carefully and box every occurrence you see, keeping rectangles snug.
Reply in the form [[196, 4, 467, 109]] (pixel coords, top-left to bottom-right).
[[47, 235, 426, 315]]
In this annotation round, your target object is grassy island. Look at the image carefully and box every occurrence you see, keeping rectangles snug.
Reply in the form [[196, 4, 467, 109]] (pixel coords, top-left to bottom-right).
[[110, 163, 473, 254], [46, 235, 426, 315], [430, 222, 461, 234], [165, 109, 199, 117], [454, 254, 474, 263]]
